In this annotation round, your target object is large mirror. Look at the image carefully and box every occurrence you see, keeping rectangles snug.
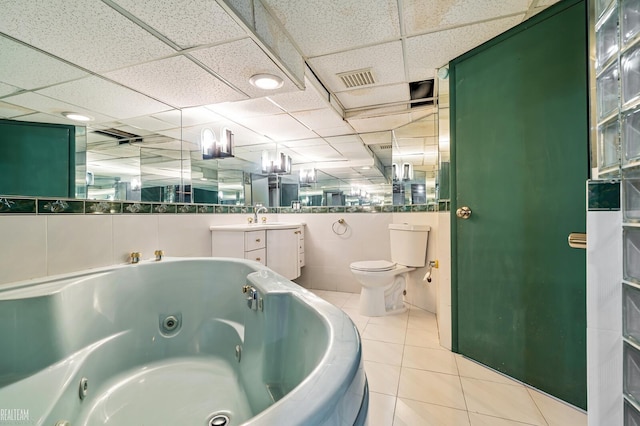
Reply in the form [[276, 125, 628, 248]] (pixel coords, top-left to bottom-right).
[[1, 105, 448, 207]]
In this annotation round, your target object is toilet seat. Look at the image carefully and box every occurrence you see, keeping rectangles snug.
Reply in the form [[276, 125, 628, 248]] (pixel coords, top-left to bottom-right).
[[350, 260, 396, 272]]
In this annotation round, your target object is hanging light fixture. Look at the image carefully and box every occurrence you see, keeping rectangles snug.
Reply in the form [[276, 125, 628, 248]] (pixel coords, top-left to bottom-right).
[[201, 127, 234, 159], [262, 150, 291, 175], [401, 162, 414, 181], [299, 168, 317, 184]]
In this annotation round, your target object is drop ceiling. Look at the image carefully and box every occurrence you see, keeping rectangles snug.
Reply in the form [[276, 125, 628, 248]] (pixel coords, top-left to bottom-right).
[[0, 0, 559, 188]]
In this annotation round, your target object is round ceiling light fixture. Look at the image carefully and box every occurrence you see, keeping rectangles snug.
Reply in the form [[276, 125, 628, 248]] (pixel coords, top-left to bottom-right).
[[249, 73, 284, 90], [62, 112, 93, 122]]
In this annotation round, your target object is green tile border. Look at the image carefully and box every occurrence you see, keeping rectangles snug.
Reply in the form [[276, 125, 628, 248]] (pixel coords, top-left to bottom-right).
[[0, 197, 36, 214], [85, 201, 123, 214], [0, 196, 442, 216]]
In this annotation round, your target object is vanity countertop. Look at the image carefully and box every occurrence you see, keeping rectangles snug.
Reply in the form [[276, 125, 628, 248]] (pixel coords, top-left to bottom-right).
[[209, 222, 305, 232]]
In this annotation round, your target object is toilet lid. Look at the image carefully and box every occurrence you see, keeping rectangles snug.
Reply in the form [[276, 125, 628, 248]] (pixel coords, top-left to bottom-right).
[[350, 260, 396, 272]]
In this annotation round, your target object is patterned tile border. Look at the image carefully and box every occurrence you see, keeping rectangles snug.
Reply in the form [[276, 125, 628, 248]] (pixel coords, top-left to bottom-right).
[[0, 196, 446, 215]]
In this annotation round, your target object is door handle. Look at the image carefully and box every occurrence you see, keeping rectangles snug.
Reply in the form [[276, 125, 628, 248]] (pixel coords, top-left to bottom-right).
[[456, 206, 472, 219], [568, 232, 586, 249]]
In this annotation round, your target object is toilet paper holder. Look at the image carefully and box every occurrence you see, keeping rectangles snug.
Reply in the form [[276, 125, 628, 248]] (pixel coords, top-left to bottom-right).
[[423, 260, 439, 283]]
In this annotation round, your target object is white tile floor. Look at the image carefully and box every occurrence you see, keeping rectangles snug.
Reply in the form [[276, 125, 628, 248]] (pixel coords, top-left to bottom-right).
[[310, 290, 588, 426]]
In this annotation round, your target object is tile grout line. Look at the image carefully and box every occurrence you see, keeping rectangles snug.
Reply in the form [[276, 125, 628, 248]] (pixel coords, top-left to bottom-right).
[[524, 387, 551, 426]]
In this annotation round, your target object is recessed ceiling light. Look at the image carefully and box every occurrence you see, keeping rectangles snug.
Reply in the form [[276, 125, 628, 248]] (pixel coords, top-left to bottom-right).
[[361, 166, 371, 170], [62, 112, 93, 122], [249, 73, 284, 90]]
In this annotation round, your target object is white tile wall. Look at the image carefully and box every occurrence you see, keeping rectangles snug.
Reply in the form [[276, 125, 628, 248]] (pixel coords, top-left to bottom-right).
[[0, 216, 47, 284], [587, 209, 623, 426], [47, 215, 114, 276], [112, 215, 160, 263], [0, 212, 446, 321]]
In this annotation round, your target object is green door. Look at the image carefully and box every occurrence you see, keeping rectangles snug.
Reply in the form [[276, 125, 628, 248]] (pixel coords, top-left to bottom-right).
[[450, 0, 588, 409]]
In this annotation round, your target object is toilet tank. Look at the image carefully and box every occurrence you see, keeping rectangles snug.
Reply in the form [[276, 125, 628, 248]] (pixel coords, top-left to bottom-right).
[[389, 224, 430, 267]]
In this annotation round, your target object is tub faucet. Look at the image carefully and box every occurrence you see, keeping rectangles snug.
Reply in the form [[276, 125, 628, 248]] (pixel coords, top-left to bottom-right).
[[242, 285, 261, 310], [254, 204, 268, 223], [130, 252, 141, 264]]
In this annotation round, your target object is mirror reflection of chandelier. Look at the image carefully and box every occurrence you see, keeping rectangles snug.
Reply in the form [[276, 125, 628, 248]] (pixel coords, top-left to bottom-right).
[[299, 168, 316, 184], [392, 162, 414, 181], [262, 150, 292, 175], [201, 127, 234, 159]]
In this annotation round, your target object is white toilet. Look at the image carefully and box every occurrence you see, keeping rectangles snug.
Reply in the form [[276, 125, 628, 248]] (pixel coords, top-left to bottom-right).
[[350, 224, 430, 317]]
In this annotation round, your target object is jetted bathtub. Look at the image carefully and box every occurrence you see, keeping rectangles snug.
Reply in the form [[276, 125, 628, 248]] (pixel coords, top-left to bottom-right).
[[0, 258, 368, 425]]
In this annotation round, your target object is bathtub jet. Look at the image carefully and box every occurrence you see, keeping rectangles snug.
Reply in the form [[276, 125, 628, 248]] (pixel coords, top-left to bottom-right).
[[0, 258, 368, 426]]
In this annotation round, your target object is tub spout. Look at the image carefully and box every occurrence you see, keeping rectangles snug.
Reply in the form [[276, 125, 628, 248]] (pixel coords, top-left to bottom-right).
[[247, 287, 258, 310]]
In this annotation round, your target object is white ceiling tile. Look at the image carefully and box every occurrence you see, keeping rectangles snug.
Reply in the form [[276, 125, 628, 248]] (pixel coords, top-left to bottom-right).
[[2, 92, 116, 123], [180, 106, 225, 126], [151, 110, 183, 127], [104, 56, 246, 108], [266, 79, 330, 112], [290, 108, 347, 130], [234, 113, 317, 141], [348, 112, 412, 133], [261, 0, 401, 56], [37, 76, 173, 120], [336, 83, 410, 110], [360, 131, 392, 145], [326, 135, 362, 145], [0, 0, 175, 72], [291, 145, 343, 161], [0, 101, 34, 118], [207, 98, 284, 120], [308, 41, 405, 93], [314, 124, 356, 137], [190, 38, 297, 98], [119, 115, 180, 132], [405, 15, 525, 81], [281, 138, 329, 148], [0, 36, 88, 90], [402, 0, 529, 36], [111, 0, 246, 48]]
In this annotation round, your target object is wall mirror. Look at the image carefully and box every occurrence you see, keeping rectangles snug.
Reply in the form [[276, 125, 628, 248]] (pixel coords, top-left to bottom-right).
[[0, 107, 449, 207]]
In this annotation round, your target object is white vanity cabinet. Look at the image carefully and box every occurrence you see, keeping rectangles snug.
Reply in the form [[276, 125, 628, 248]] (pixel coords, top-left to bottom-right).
[[266, 227, 302, 280], [210, 229, 266, 265], [210, 223, 304, 279]]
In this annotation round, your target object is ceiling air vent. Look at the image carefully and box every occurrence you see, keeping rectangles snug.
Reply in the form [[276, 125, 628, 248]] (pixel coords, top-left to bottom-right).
[[377, 144, 392, 150], [93, 128, 143, 144], [409, 79, 434, 108], [338, 68, 375, 89]]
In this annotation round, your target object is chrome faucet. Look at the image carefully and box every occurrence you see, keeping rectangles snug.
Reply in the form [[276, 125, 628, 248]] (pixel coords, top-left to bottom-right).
[[254, 204, 268, 223]]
